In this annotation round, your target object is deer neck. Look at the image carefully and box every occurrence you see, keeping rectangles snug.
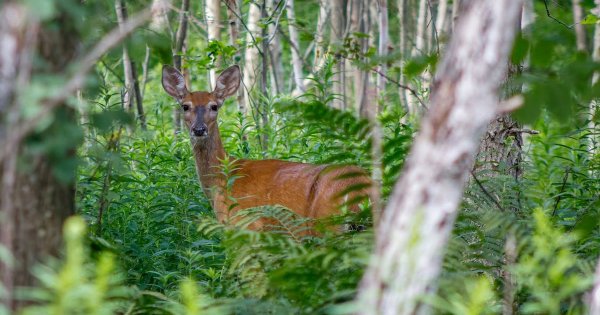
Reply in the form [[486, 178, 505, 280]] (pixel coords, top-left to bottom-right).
[[191, 128, 227, 199]]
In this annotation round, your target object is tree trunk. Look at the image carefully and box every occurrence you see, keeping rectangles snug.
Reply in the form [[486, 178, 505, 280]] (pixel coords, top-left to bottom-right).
[[225, 0, 246, 114], [115, 0, 134, 113], [206, 0, 221, 87], [313, 0, 330, 74], [356, 0, 523, 313], [435, 0, 449, 50], [451, 0, 460, 31], [243, 2, 261, 112], [376, 0, 389, 113], [173, 0, 190, 134], [397, 0, 409, 113], [573, 0, 588, 52], [286, 0, 305, 94], [0, 3, 79, 310], [259, 0, 269, 151], [589, 0, 600, 153], [116, 0, 147, 130], [267, 0, 283, 94], [330, 0, 345, 109]]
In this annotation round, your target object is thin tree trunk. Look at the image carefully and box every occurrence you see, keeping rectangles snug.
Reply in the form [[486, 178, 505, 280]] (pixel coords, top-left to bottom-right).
[[260, 0, 269, 151], [116, 1, 146, 130], [330, 0, 345, 109], [116, 0, 134, 113], [573, 0, 588, 52], [398, 0, 409, 112], [588, 0, 600, 154], [140, 45, 150, 100], [376, 0, 389, 113], [268, 0, 283, 94], [225, 0, 246, 114], [313, 0, 330, 73], [287, 0, 305, 94], [173, 0, 190, 135], [350, 0, 364, 114], [301, 0, 330, 91], [243, 2, 261, 111], [415, 0, 427, 55], [130, 62, 146, 129], [451, 0, 460, 31], [435, 0, 449, 50], [206, 0, 221, 87], [356, 1, 523, 313]]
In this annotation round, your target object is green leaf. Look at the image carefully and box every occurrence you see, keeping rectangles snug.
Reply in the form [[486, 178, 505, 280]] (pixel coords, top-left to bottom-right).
[[581, 14, 599, 25]]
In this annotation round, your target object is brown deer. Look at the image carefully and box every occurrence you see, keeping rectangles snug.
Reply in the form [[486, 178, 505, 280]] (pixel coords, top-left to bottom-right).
[[161, 65, 371, 230]]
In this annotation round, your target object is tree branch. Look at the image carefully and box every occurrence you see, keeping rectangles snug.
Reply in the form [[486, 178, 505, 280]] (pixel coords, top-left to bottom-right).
[[0, 7, 152, 163]]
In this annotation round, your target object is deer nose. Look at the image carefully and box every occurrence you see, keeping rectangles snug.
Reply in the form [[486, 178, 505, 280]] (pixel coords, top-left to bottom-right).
[[192, 125, 207, 137]]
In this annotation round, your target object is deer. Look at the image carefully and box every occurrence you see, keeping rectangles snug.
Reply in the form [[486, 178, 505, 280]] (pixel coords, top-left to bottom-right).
[[161, 65, 372, 231]]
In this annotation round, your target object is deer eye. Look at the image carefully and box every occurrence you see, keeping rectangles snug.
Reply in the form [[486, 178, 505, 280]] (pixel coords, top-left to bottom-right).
[[182, 104, 190, 111], [210, 104, 218, 111]]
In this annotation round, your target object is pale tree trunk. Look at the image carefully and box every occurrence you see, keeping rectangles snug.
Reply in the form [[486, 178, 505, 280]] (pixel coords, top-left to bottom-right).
[[330, 0, 345, 109], [451, 0, 460, 31], [356, 1, 524, 314], [435, 0, 449, 50], [116, 0, 146, 130], [415, 0, 427, 55], [591, 261, 600, 314], [206, 0, 221, 87], [351, 0, 369, 115], [588, 0, 600, 154], [573, 0, 587, 52], [173, 0, 190, 134], [243, 2, 261, 112], [0, 3, 78, 310], [313, 0, 330, 73], [287, 0, 305, 94], [405, 0, 429, 116], [116, 0, 134, 112], [225, 0, 246, 114], [301, 0, 330, 91], [268, 0, 283, 94], [376, 0, 389, 112], [397, 0, 410, 112]]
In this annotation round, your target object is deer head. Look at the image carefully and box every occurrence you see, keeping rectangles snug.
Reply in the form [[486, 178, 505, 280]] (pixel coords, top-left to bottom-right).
[[161, 65, 241, 140]]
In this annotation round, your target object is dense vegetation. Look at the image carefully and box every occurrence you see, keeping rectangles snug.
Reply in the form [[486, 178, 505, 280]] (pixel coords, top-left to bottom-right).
[[2, 0, 600, 314]]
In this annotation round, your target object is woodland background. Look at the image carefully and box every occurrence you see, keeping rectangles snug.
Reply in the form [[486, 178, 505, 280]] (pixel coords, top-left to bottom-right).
[[1, 0, 600, 314]]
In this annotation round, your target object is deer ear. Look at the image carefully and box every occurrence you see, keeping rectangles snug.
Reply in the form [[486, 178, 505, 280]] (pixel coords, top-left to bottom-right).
[[162, 65, 188, 101], [213, 65, 241, 101]]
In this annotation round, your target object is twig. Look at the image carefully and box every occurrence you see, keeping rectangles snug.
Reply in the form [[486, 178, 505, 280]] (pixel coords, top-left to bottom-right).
[[551, 167, 570, 217], [507, 128, 539, 135], [0, 7, 152, 164], [140, 45, 150, 100], [470, 170, 506, 212], [265, 0, 287, 44], [370, 67, 428, 109], [223, 0, 263, 56], [543, 0, 574, 28]]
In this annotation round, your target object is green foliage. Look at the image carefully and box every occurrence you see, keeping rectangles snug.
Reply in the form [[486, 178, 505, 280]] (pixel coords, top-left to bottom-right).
[[514, 209, 591, 314], [197, 206, 373, 314], [19, 216, 132, 315], [16, 1, 598, 314]]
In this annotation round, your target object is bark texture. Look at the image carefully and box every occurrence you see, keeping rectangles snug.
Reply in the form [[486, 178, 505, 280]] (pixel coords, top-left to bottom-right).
[[572, 0, 588, 52], [206, 0, 221, 87], [356, 0, 524, 313], [0, 3, 78, 310], [242, 2, 261, 112], [286, 0, 305, 94], [172, 0, 190, 134]]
